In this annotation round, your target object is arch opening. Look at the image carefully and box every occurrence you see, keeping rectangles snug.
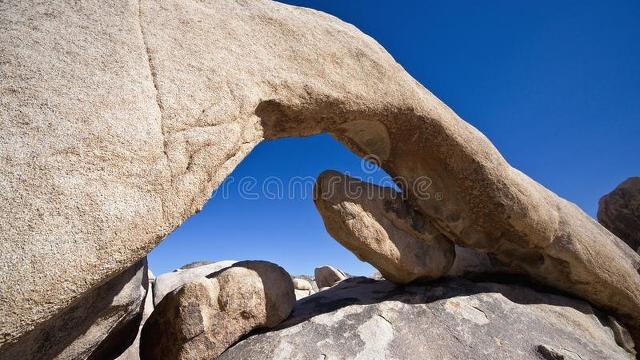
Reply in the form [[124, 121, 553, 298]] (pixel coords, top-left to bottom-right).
[[149, 133, 397, 277]]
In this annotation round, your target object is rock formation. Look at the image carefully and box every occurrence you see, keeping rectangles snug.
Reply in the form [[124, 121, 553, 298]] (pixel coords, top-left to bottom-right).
[[292, 278, 314, 300], [0, 259, 148, 360], [314, 266, 347, 288], [116, 270, 155, 360], [599, 177, 640, 252], [219, 277, 635, 360], [314, 170, 455, 283], [1, 0, 640, 352], [153, 260, 236, 305], [140, 261, 295, 360], [314, 171, 502, 281]]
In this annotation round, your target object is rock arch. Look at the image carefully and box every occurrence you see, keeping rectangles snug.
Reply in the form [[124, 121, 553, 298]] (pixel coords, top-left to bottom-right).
[[1, 0, 639, 356]]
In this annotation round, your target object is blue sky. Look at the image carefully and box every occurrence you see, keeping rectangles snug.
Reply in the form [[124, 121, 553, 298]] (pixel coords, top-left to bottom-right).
[[149, 0, 640, 276]]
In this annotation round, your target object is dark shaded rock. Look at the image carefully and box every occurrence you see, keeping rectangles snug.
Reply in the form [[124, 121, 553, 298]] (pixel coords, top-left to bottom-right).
[[0, 259, 148, 360], [219, 278, 633, 360], [599, 177, 640, 251]]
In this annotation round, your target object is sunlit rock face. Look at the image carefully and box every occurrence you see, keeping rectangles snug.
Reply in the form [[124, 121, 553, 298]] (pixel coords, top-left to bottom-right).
[[1, 0, 640, 354], [219, 277, 634, 360], [314, 171, 454, 283], [140, 261, 295, 360]]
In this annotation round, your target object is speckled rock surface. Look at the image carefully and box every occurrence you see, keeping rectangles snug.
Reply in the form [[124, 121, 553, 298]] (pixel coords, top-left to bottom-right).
[[140, 261, 295, 360], [2, 0, 640, 352], [314, 170, 455, 283], [219, 277, 634, 360]]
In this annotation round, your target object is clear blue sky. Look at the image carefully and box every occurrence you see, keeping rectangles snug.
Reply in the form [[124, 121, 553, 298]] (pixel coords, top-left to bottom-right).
[[149, 0, 640, 276]]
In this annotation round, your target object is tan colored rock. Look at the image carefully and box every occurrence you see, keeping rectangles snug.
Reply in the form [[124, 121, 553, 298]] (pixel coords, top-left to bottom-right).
[[140, 261, 295, 360], [153, 260, 236, 305], [219, 278, 635, 360], [292, 278, 312, 291], [598, 177, 640, 251], [314, 266, 347, 288], [314, 171, 455, 283], [1, 0, 640, 351]]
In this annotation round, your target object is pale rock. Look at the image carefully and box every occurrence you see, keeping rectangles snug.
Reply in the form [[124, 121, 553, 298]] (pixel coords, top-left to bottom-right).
[[292, 278, 312, 291], [140, 261, 295, 360], [219, 278, 634, 360], [153, 260, 236, 305]]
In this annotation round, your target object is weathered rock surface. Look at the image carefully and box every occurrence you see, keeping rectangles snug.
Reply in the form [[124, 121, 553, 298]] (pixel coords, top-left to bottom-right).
[[314, 170, 455, 283], [219, 277, 634, 360], [0, 259, 148, 360], [2, 0, 640, 350], [140, 261, 295, 360], [599, 177, 640, 252], [314, 266, 347, 288], [116, 270, 156, 360], [153, 260, 236, 305]]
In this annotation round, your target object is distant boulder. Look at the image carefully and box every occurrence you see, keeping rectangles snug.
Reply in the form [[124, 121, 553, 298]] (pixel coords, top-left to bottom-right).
[[314, 265, 347, 288]]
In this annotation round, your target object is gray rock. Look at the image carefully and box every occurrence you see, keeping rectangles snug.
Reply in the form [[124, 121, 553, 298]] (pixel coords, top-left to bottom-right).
[[219, 278, 634, 360], [116, 270, 156, 360], [314, 171, 455, 284], [0, 259, 148, 360], [598, 177, 640, 251], [153, 260, 236, 305]]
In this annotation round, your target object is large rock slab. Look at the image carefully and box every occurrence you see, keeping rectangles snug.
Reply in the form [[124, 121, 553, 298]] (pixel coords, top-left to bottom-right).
[[140, 261, 295, 360], [314, 170, 455, 283], [219, 277, 634, 360], [2, 0, 640, 349], [599, 177, 640, 252], [0, 259, 148, 360], [153, 260, 236, 305]]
